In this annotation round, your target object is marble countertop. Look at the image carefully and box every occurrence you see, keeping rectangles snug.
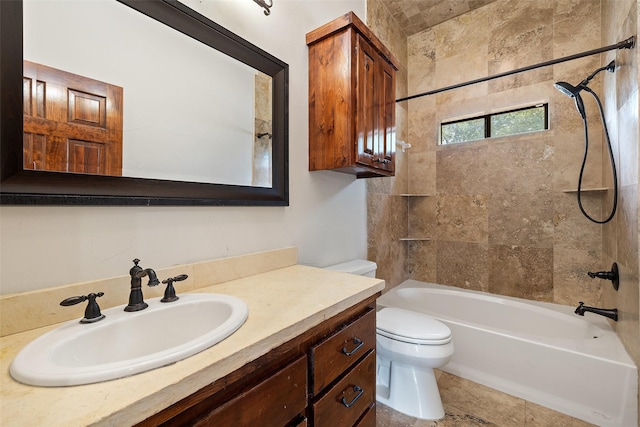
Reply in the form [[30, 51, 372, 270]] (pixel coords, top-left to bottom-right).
[[0, 265, 384, 426]]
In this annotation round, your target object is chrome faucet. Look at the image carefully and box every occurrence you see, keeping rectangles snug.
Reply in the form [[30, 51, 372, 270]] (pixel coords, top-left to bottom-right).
[[574, 301, 618, 321], [125, 258, 160, 312]]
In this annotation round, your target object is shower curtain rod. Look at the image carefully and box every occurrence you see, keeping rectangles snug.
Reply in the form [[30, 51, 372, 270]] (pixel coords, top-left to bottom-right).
[[396, 36, 636, 103]]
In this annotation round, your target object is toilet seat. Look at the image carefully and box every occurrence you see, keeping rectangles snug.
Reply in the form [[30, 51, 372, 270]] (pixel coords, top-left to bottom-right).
[[376, 307, 452, 345]]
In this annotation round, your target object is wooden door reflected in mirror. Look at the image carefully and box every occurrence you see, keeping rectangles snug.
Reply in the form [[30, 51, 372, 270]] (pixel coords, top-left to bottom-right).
[[23, 61, 124, 176]]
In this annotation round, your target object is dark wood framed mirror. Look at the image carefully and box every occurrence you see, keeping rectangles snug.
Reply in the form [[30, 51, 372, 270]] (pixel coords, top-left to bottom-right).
[[0, 0, 289, 206]]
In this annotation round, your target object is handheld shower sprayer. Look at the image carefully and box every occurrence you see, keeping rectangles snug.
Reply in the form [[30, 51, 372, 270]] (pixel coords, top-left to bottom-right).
[[553, 81, 587, 119], [553, 60, 618, 224], [553, 60, 615, 119]]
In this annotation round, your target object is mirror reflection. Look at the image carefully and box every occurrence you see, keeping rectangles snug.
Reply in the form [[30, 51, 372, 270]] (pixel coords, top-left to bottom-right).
[[23, 0, 272, 187]]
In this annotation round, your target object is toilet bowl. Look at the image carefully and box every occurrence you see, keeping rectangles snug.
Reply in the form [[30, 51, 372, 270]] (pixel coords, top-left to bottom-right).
[[376, 307, 454, 420]]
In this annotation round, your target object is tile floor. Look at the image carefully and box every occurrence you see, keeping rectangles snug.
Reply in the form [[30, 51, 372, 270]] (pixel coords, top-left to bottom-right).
[[376, 371, 596, 426]]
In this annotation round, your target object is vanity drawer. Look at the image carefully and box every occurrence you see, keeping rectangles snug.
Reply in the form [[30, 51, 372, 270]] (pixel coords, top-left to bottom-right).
[[310, 308, 375, 395], [193, 355, 307, 427], [312, 350, 376, 427], [354, 402, 376, 427]]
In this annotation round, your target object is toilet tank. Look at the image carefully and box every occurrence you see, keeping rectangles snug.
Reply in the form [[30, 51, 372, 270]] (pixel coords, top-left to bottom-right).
[[324, 259, 377, 277]]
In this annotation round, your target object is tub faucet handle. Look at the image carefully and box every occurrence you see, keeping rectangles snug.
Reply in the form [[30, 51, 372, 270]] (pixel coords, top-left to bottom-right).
[[587, 262, 619, 290], [587, 271, 615, 280]]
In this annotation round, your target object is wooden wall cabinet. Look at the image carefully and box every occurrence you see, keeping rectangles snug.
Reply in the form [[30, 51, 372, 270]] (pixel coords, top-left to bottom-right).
[[137, 295, 378, 427], [307, 12, 399, 178]]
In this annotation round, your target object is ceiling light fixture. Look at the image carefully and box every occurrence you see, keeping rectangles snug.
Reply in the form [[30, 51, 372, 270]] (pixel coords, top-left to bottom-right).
[[253, 0, 273, 15]]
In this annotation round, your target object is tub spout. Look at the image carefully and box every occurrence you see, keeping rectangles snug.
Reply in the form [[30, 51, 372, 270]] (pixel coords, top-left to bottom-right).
[[574, 302, 618, 321]]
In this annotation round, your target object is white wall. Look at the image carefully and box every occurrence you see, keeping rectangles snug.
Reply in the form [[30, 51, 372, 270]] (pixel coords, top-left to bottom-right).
[[0, 0, 367, 294]]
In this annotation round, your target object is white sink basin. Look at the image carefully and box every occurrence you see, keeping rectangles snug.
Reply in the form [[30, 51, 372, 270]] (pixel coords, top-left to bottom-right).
[[10, 293, 248, 387]]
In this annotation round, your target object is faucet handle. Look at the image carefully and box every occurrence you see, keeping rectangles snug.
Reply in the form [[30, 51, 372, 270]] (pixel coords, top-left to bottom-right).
[[60, 292, 106, 324], [587, 262, 619, 290], [160, 274, 188, 303]]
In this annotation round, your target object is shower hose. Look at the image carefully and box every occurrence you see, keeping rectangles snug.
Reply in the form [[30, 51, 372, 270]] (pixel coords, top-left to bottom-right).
[[576, 86, 618, 224]]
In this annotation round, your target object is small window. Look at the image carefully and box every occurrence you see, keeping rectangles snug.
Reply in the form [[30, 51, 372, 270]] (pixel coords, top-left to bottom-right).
[[441, 117, 485, 144], [440, 104, 548, 145]]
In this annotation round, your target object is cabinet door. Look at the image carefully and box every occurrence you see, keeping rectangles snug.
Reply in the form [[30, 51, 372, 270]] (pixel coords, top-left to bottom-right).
[[375, 58, 395, 173], [193, 355, 307, 427], [355, 34, 377, 169], [355, 35, 395, 173]]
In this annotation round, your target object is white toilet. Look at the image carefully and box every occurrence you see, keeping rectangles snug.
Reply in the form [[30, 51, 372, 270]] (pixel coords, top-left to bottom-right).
[[324, 259, 378, 277], [324, 260, 454, 421], [376, 307, 453, 420]]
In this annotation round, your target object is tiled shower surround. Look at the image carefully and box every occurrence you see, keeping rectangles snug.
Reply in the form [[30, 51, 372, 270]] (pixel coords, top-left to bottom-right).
[[370, 0, 608, 304], [367, 0, 640, 418]]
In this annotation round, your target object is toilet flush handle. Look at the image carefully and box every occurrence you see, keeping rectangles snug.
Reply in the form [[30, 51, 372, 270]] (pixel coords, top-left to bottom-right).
[[342, 337, 363, 356]]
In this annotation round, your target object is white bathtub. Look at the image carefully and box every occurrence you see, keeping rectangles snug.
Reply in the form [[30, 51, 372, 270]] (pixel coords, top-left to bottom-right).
[[377, 280, 638, 427]]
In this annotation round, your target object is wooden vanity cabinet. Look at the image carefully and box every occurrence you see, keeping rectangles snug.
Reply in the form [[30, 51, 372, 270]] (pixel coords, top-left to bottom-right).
[[136, 295, 379, 427], [307, 12, 399, 178]]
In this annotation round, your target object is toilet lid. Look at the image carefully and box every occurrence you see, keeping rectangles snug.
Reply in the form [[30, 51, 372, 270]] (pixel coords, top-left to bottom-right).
[[376, 307, 452, 345]]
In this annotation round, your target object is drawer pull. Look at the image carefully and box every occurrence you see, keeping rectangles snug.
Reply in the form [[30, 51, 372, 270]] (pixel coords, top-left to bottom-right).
[[341, 385, 363, 408], [341, 338, 363, 356]]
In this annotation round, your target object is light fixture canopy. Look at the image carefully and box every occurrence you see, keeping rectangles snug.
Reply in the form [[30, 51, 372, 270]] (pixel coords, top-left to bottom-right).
[[253, 0, 273, 15]]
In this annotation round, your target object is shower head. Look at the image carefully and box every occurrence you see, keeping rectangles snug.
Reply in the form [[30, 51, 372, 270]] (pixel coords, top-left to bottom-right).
[[554, 60, 616, 120], [554, 81, 587, 119], [554, 81, 582, 98]]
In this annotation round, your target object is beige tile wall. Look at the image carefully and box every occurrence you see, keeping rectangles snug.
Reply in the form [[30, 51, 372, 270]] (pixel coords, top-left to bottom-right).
[[370, 0, 613, 305], [601, 0, 640, 413], [366, 2, 410, 290]]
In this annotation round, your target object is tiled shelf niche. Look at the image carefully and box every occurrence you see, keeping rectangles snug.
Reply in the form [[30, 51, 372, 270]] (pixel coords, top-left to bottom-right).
[[561, 188, 609, 193], [399, 194, 431, 241]]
